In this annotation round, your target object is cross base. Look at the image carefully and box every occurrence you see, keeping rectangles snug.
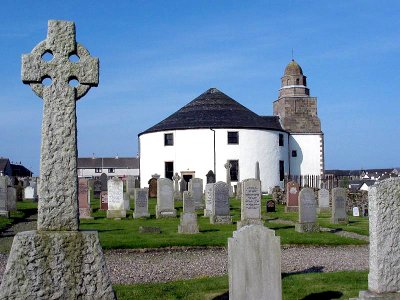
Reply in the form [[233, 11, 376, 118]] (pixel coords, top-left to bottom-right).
[[0, 230, 115, 299]]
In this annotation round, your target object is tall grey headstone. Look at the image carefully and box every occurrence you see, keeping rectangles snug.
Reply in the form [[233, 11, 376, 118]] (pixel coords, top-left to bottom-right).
[[236, 181, 242, 200], [229, 225, 282, 300], [295, 187, 319, 233], [255, 161, 260, 180], [133, 188, 150, 218], [331, 187, 348, 224], [156, 178, 176, 218], [0, 20, 115, 299], [189, 177, 203, 209], [237, 178, 263, 229], [0, 176, 9, 217], [7, 187, 17, 211], [107, 177, 126, 219], [178, 191, 199, 234], [126, 175, 135, 198], [317, 188, 330, 213], [352, 178, 400, 300], [204, 183, 214, 217], [172, 172, 181, 200], [210, 181, 232, 224]]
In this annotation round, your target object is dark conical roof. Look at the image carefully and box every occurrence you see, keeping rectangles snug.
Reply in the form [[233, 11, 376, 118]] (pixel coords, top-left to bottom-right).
[[139, 88, 285, 135]]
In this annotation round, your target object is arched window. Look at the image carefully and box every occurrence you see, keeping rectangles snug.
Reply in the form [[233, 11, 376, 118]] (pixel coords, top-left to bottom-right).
[[287, 79, 290, 85], [296, 78, 300, 85]]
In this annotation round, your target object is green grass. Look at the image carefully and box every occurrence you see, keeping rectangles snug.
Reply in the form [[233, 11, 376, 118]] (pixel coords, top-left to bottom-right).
[[0, 200, 38, 232], [113, 271, 368, 300]]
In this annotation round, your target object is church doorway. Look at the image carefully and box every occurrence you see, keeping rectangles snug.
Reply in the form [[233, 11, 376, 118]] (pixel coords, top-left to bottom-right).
[[180, 171, 195, 191]]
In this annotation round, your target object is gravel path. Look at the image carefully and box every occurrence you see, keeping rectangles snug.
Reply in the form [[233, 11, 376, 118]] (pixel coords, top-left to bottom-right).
[[0, 245, 368, 285]]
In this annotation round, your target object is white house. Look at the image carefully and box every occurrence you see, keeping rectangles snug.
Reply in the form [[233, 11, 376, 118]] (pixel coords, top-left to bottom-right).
[[139, 60, 324, 193], [77, 157, 139, 179]]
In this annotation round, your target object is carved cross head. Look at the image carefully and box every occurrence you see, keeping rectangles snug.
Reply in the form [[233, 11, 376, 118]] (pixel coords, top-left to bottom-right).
[[21, 20, 99, 100]]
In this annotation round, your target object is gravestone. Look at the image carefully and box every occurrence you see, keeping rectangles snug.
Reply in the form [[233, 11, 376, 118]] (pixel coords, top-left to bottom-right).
[[126, 175, 135, 198], [0, 20, 115, 299], [179, 178, 187, 193], [331, 187, 348, 224], [210, 181, 232, 224], [78, 178, 92, 219], [134, 178, 140, 188], [204, 183, 214, 217], [285, 181, 300, 212], [206, 170, 216, 184], [352, 178, 400, 300], [123, 192, 130, 210], [353, 207, 360, 217], [0, 176, 9, 217], [178, 191, 199, 234], [295, 187, 319, 233], [225, 161, 233, 197], [156, 178, 176, 218], [229, 225, 282, 300], [107, 177, 125, 219], [100, 173, 108, 191], [15, 183, 23, 201], [6, 187, 16, 211], [172, 172, 181, 200], [317, 188, 330, 213], [237, 178, 263, 229], [255, 161, 260, 180], [100, 191, 108, 210], [189, 177, 203, 209], [94, 179, 102, 197], [133, 188, 150, 218], [148, 177, 157, 198], [236, 181, 242, 200], [24, 185, 36, 200], [266, 200, 276, 212]]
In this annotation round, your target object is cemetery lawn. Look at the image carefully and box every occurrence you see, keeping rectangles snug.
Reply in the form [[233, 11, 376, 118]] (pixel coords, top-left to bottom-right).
[[0, 200, 37, 232], [78, 196, 367, 249], [113, 271, 368, 300]]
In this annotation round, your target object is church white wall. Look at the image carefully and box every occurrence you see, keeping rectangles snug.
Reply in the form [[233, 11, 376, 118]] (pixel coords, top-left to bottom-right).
[[139, 128, 289, 192], [78, 168, 139, 178], [289, 133, 323, 177]]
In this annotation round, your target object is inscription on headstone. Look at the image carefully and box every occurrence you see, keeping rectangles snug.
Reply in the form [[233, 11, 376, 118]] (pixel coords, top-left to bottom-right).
[[100, 191, 108, 210], [285, 181, 299, 212], [295, 187, 319, 233], [210, 181, 232, 224], [107, 177, 125, 219], [133, 188, 150, 218], [237, 179, 263, 228], [204, 183, 214, 217]]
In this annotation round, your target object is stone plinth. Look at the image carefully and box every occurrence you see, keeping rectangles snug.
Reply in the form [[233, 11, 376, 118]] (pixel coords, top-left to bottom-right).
[[0, 230, 115, 299]]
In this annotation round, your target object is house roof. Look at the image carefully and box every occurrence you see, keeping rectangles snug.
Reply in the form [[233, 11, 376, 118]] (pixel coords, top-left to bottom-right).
[[11, 164, 33, 177], [77, 157, 139, 169], [0, 158, 10, 172], [139, 88, 286, 136]]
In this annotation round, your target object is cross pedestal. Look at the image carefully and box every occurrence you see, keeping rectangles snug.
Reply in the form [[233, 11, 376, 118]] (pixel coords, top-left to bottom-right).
[[0, 20, 115, 299]]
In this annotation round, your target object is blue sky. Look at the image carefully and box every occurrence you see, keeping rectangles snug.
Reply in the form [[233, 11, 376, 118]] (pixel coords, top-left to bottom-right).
[[1, 1, 399, 174]]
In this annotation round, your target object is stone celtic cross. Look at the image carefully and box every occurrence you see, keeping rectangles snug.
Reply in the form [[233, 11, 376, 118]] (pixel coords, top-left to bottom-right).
[[22, 20, 99, 231], [224, 161, 232, 184]]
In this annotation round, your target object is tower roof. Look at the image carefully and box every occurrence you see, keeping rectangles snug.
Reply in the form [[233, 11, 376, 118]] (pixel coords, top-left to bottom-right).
[[284, 59, 303, 76], [139, 88, 285, 135]]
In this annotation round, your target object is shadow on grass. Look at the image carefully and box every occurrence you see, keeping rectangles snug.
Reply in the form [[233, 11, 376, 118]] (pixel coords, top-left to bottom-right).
[[301, 291, 342, 299], [282, 266, 324, 278], [212, 291, 229, 300], [96, 229, 124, 233], [200, 229, 220, 233], [273, 225, 295, 230]]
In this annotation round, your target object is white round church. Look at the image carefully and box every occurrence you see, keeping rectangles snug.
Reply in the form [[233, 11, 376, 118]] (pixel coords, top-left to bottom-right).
[[139, 60, 324, 193]]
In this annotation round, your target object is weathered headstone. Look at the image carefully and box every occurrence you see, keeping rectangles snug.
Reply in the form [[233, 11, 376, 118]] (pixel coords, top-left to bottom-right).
[[331, 187, 348, 224], [148, 177, 157, 198], [317, 188, 330, 213], [100, 173, 108, 191], [7, 187, 16, 211], [352, 178, 400, 300], [236, 181, 242, 200], [156, 178, 176, 218], [0, 176, 9, 217], [189, 177, 203, 209], [126, 175, 135, 198], [353, 207, 360, 217], [210, 181, 232, 224], [285, 181, 299, 212], [206, 170, 216, 184], [237, 178, 263, 229], [229, 225, 282, 300], [100, 191, 108, 210], [78, 178, 92, 219], [295, 187, 319, 233], [123, 192, 130, 210], [133, 188, 150, 218], [0, 20, 115, 299], [225, 161, 233, 197], [204, 183, 214, 217], [266, 200, 276, 212], [94, 179, 102, 197], [24, 185, 37, 200], [179, 178, 187, 193], [107, 177, 125, 219], [272, 186, 284, 204], [178, 191, 199, 234], [172, 172, 181, 200]]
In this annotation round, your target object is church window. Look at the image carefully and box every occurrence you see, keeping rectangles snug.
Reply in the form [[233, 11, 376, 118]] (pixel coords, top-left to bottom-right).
[[108, 168, 115, 173], [279, 134, 284, 146], [229, 160, 239, 182], [164, 133, 174, 146], [296, 78, 300, 85], [165, 161, 174, 179], [292, 150, 297, 157], [279, 160, 284, 181], [286, 79, 290, 85], [227, 131, 239, 144]]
